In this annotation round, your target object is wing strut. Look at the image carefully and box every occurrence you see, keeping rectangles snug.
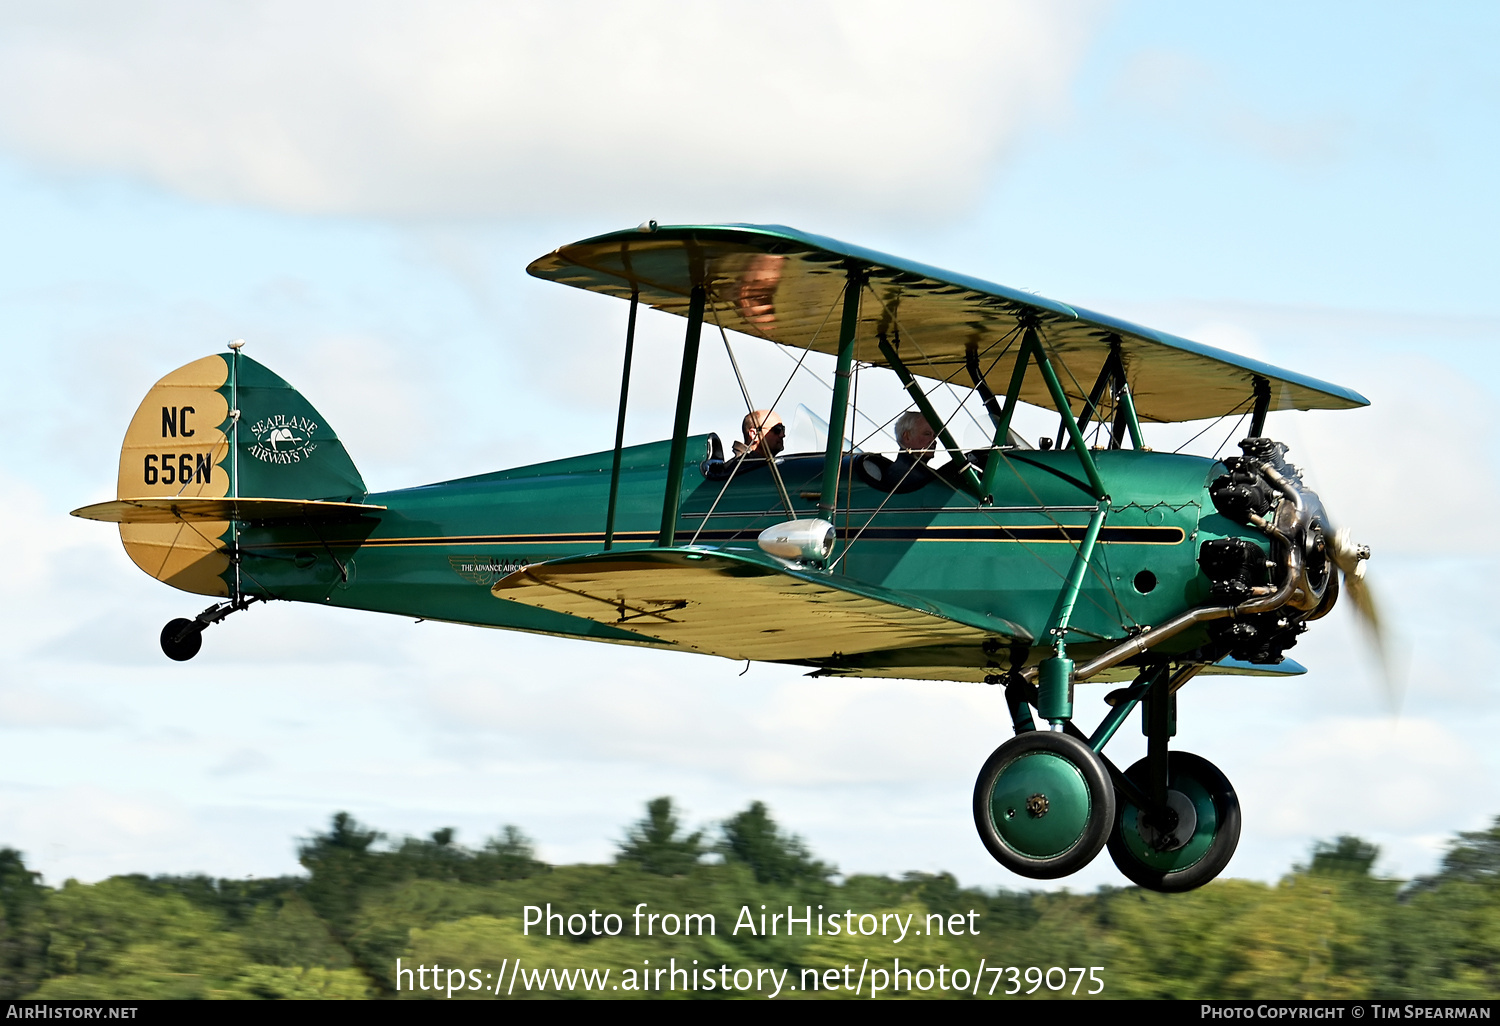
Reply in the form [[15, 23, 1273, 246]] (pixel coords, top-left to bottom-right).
[[658, 284, 706, 546], [982, 331, 1036, 495], [1249, 375, 1271, 436], [966, 342, 1005, 427], [1036, 498, 1110, 728], [604, 287, 639, 550], [979, 324, 1110, 504], [966, 343, 1032, 449], [819, 265, 863, 524], [1028, 326, 1108, 501], [876, 332, 985, 501], [1113, 378, 1146, 450], [1060, 337, 1143, 452]]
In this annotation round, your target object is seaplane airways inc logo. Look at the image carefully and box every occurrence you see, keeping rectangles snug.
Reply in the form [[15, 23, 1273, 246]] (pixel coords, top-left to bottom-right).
[[247, 414, 319, 464]]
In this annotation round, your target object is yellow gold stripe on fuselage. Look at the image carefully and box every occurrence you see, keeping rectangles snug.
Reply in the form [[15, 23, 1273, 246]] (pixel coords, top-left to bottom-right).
[[243, 524, 1186, 551]]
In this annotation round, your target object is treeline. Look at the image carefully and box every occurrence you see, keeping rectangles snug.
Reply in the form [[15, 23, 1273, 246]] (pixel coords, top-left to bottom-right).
[[2, 801, 1500, 999]]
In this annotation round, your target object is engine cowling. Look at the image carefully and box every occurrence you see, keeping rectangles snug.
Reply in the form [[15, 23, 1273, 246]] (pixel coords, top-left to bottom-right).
[[1200, 437, 1335, 664]]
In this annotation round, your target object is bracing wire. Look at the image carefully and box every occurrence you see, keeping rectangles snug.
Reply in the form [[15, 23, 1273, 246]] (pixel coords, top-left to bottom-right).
[[711, 309, 795, 517], [685, 283, 865, 545], [732, 288, 897, 442], [1171, 394, 1256, 455], [1211, 411, 1251, 460], [856, 296, 1133, 629]]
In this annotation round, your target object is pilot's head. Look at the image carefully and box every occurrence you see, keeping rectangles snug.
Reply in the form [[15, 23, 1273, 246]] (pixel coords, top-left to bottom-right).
[[742, 409, 786, 456], [895, 410, 936, 462]]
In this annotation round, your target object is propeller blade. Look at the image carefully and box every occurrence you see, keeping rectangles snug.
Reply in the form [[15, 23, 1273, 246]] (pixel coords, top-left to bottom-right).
[[1330, 527, 1403, 713]]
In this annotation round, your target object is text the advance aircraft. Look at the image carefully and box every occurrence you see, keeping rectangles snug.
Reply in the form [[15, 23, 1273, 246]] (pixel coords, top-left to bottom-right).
[[74, 223, 1377, 893]]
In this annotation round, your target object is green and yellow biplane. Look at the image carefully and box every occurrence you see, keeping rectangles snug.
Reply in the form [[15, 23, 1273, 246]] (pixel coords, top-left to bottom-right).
[[74, 223, 1377, 892]]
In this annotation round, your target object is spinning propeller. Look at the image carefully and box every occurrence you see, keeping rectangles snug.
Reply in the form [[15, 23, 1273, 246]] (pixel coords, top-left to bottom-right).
[[1283, 435, 1400, 712], [1327, 525, 1401, 711]]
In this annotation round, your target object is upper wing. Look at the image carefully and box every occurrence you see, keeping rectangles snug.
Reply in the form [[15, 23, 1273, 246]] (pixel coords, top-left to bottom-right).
[[528, 223, 1368, 424], [71, 497, 386, 524], [490, 547, 1029, 663]]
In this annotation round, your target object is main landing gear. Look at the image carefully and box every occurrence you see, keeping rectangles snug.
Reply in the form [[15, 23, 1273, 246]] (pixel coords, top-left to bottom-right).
[[973, 731, 1115, 878], [160, 596, 258, 661], [972, 663, 1241, 893], [1106, 751, 1240, 892]]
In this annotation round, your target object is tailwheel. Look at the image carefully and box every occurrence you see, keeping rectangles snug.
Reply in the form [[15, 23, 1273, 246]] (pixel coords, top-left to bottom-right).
[[160, 618, 203, 661], [1107, 751, 1241, 892], [973, 730, 1116, 879], [157, 596, 259, 662]]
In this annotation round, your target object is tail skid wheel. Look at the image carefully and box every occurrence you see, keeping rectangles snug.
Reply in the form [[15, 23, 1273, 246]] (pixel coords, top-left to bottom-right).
[[1107, 751, 1241, 893], [160, 618, 203, 661], [973, 730, 1116, 880]]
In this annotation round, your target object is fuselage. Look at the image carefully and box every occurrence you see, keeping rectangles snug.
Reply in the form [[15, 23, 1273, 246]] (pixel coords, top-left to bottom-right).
[[232, 435, 1259, 673]]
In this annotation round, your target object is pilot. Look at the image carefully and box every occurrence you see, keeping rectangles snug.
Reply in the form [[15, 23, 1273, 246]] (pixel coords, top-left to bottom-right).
[[894, 410, 937, 464], [733, 409, 786, 458]]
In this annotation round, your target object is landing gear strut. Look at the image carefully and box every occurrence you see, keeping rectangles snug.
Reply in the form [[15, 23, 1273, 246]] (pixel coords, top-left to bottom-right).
[[159, 596, 257, 661], [973, 662, 1242, 893]]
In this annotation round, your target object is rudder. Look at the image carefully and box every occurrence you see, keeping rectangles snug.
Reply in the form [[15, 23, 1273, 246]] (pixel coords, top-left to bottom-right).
[[114, 348, 366, 596]]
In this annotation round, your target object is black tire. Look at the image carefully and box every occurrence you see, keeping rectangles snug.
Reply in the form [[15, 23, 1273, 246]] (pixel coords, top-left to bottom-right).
[[973, 730, 1116, 880], [160, 618, 203, 661], [1107, 751, 1241, 893]]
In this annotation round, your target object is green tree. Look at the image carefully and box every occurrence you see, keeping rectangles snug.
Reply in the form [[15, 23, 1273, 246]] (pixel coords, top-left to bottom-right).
[[388, 828, 469, 883], [0, 848, 46, 998], [616, 797, 704, 876], [298, 812, 387, 934], [1307, 836, 1380, 878], [386, 825, 544, 884], [117, 873, 304, 926], [473, 825, 545, 882], [1434, 817, 1500, 884], [32, 875, 374, 1000], [719, 801, 833, 885]]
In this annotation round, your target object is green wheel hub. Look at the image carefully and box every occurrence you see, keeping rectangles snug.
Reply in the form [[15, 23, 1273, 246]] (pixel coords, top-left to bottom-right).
[[1106, 751, 1241, 893], [973, 730, 1115, 879], [1117, 778, 1216, 871], [989, 751, 1093, 859]]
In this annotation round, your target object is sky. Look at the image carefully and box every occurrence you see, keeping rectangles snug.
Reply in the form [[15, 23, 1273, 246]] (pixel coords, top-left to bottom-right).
[[2, 1, 1499, 893]]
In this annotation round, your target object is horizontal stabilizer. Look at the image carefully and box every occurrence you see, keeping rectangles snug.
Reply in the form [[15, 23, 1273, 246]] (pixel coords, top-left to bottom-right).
[[71, 497, 386, 524], [491, 547, 1029, 663]]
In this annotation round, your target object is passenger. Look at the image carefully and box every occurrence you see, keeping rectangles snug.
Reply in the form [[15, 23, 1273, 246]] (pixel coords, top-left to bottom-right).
[[855, 409, 939, 493], [733, 409, 786, 458], [894, 410, 937, 464]]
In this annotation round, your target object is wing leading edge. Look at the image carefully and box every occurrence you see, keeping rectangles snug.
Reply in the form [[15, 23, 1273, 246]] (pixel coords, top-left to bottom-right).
[[490, 547, 1030, 664]]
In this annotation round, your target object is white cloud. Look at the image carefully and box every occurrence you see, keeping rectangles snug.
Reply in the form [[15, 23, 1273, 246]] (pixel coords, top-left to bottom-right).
[[0, 1, 1103, 219]]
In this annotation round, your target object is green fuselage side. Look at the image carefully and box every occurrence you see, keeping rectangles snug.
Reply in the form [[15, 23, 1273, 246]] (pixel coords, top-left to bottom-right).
[[230, 437, 1255, 672]]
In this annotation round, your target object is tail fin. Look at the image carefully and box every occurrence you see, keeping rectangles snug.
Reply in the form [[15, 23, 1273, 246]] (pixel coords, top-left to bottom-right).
[[109, 349, 365, 596]]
